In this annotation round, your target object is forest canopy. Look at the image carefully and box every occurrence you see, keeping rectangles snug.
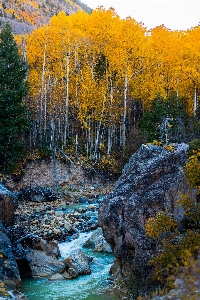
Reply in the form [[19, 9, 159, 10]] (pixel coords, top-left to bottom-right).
[[3, 7, 200, 175]]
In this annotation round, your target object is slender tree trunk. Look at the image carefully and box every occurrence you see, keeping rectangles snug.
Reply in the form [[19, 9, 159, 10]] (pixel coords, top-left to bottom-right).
[[54, 146, 59, 190], [86, 128, 89, 159], [107, 127, 112, 155], [50, 119, 54, 149], [107, 77, 113, 155], [121, 74, 128, 147], [176, 78, 179, 98], [44, 82, 47, 137], [88, 116, 91, 159], [64, 53, 70, 147], [40, 44, 46, 141], [194, 85, 198, 117], [75, 133, 78, 157]]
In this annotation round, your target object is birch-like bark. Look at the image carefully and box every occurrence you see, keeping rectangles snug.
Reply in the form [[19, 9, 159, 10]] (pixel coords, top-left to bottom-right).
[[75, 133, 78, 157], [44, 81, 47, 136], [107, 78, 113, 155], [121, 74, 128, 147], [176, 78, 179, 98], [194, 85, 198, 117], [88, 116, 91, 159], [50, 119, 55, 149], [94, 96, 105, 160], [39, 44, 46, 141], [64, 53, 70, 147]]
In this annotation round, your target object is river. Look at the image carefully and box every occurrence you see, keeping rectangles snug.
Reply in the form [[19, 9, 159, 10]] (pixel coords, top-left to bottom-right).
[[21, 200, 121, 300]]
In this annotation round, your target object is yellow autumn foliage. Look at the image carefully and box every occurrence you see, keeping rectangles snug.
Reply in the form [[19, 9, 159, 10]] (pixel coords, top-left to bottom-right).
[[145, 148, 200, 292]]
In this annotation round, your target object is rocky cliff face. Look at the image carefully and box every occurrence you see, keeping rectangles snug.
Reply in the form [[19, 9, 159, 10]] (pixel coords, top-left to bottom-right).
[[98, 143, 195, 294]]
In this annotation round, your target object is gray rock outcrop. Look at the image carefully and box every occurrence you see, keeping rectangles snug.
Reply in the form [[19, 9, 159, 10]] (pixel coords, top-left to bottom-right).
[[99, 143, 195, 293]]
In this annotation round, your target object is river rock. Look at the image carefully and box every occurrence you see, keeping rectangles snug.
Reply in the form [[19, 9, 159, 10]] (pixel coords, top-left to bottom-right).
[[26, 250, 65, 277], [64, 220, 72, 231], [0, 184, 18, 226], [33, 239, 61, 258], [99, 143, 196, 294], [54, 211, 64, 217], [63, 249, 92, 275], [62, 268, 78, 279], [83, 227, 112, 253], [48, 273, 64, 281]]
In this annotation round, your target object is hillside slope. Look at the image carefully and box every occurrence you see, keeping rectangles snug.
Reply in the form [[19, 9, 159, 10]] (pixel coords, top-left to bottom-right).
[[0, 0, 92, 34]]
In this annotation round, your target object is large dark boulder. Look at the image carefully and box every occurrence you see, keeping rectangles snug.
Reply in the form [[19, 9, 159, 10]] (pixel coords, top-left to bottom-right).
[[0, 184, 18, 226], [26, 250, 65, 278], [0, 220, 22, 298], [0, 185, 28, 298], [63, 249, 92, 276], [99, 143, 196, 293]]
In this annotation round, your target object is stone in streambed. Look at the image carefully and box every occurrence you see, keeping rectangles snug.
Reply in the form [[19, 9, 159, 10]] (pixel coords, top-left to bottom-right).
[[48, 273, 64, 281], [62, 268, 78, 279], [64, 220, 72, 231], [33, 239, 61, 258], [83, 227, 112, 253], [54, 211, 64, 217], [63, 249, 92, 275], [26, 250, 65, 277]]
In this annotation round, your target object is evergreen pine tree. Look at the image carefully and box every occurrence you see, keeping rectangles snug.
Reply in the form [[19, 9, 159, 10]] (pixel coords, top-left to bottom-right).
[[0, 23, 29, 172]]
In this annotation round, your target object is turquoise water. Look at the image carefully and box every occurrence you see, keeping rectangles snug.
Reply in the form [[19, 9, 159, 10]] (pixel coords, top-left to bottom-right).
[[21, 232, 119, 300]]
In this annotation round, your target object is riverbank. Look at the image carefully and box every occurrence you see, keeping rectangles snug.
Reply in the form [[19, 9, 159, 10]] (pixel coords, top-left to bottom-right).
[[13, 184, 113, 242]]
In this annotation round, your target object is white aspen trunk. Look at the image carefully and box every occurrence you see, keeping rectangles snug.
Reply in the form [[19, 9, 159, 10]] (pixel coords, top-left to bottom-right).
[[119, 124, 123, 148], [88, 116, 91, 159], [64, 53, 70, 147], [86, 128, 88, 159], [33, 122, 37, 148], [122, 74, 128, 147], [50, 119, 55, 149], [123, 75, 128, 144], [75, 133, 78, 157], [44, 75, 51, 138], [194, 85, 198, 117], [94, 118, 103, 160], [40, 44, 46, 141], [107, 128, 112, 155], [107, 77, 113, 155], [44, 82, 47, 136], [53, 146, 59, 190], [22, 37, 27, 63], [176, 78, 179, 98], [57, 116, 60, 141]]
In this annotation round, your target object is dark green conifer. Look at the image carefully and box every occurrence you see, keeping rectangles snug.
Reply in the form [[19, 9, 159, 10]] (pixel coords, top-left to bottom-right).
[[0, 23, 29, 172]]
